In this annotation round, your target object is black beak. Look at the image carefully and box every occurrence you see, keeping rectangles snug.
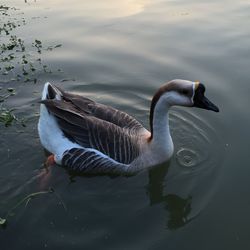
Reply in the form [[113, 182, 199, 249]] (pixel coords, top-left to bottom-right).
[[193, 83, 219, 112]]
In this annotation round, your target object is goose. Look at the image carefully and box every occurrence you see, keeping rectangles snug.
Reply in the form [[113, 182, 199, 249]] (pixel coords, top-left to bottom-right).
[[38, 80, 219, 174]]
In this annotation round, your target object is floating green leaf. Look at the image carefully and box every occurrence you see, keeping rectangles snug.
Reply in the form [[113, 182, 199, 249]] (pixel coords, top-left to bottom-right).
[[0, 108, 16, 127], [0, 5, 63, 83]]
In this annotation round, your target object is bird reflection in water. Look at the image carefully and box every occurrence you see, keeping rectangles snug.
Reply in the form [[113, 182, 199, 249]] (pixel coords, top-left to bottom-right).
[[146, 163, 192, 230], [37, 156, 192, 230]]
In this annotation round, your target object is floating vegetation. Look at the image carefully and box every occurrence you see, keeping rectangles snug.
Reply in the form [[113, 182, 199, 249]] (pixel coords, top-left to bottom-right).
[[32, 39, 42, 54], [0, 108, 16, 127], [0, 187, 66, 227], [0, 4, 63, 83], [0, 106, 26, 127], [0, 5, 18, 17], [61, 78, 76, 82], [46, 44, 62, 51], [0, 3, 64, 127], [0, 88, 26, 127], [0, 35, 25, 52], [0, 87, 16, 102]]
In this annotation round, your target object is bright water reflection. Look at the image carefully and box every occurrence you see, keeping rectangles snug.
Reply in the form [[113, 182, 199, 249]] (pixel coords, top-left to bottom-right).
[[42, 0, 151, 18]]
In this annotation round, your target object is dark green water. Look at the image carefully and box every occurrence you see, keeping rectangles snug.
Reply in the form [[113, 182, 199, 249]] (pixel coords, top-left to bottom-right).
[[0, 0, 250, 249]]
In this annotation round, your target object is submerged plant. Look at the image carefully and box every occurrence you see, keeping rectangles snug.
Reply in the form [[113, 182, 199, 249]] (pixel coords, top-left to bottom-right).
[[0, 189, 54, 227], [0, 187, 66, 227]]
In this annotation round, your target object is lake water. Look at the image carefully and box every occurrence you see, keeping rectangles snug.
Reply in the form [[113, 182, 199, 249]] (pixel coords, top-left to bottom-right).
[[0, 0, 250, 249]]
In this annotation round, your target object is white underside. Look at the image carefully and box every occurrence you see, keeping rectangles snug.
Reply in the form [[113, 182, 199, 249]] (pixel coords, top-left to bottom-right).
[[38, 83, 83, 164], [38, 104, 127, 168], [38, 105, 84, 164]]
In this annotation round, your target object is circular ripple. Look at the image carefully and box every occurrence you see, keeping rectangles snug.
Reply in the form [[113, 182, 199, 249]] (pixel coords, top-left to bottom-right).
[[176, 148, 200, 168], [169, 108, 220, 171], [165, 108, 224, 225]]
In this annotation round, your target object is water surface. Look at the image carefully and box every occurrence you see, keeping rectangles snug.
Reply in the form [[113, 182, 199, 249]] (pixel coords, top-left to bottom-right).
[[1, 0, 250, 249]]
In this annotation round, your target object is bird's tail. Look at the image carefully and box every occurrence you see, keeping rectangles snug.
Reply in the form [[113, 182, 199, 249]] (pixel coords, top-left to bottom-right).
[[41, 82, 63, 101]]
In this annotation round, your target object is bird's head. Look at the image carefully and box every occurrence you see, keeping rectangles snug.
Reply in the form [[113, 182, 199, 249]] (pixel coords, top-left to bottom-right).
[[148, 79, 219, 140], [151, 79, 219, 112]]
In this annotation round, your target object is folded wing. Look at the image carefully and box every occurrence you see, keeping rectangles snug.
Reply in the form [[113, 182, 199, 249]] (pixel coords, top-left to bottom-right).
[[41, 94, 143, 164]]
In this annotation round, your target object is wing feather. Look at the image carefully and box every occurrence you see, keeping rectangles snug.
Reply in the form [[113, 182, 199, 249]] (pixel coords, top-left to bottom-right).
[[62, 148, 129, 174], [60, 91, 144, 131], [41, 98, 141, 164]]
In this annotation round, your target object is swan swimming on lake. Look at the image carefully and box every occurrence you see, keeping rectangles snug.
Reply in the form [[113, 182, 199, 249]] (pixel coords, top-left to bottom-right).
[[38, 80, 219, 174]]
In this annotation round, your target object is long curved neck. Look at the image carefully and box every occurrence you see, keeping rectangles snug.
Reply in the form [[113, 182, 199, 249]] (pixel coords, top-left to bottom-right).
[[148, 93, 173, 153]]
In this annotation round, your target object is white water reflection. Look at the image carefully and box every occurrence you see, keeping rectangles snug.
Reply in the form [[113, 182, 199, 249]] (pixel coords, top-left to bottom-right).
[[35, 0, 151, 18]]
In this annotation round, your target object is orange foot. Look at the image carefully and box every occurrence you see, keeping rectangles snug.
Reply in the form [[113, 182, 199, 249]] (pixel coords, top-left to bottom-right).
[[39, 155, 55, 189], [45, 154, 56, 167]]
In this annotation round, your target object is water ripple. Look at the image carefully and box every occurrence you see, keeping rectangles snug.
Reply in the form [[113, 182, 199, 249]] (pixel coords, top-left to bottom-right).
[[165, 108, 224, 223], [170, 108, 220, 172], [176, 148, 201, 168]]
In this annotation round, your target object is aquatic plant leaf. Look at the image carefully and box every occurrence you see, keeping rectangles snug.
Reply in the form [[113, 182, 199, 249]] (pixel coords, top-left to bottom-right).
[[0, 109, 16, 127], [35, 39, 42, 45], [0, 217, 6, 225], [0, 5, 63, 83], [7, 88, 15, 93]]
